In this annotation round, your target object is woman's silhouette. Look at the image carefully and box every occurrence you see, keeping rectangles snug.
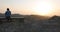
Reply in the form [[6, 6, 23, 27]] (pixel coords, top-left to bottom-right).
[[5, 8, 11, 21]]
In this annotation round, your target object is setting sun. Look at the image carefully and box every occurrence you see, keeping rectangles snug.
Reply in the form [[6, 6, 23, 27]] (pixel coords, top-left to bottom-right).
[[33, 2, 53, 16], [0, 0, 60, 16]]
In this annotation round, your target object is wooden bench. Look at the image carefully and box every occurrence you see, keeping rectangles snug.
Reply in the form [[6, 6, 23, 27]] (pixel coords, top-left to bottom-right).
[[0, 17, 24, 23]]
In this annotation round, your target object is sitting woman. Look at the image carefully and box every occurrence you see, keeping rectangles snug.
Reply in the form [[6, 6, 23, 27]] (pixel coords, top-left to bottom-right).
[[5, 8, 11, 21]]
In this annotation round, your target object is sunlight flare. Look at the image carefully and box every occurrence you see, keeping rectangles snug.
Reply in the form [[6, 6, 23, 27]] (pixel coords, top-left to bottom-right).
[[32, 2, 53, 16]]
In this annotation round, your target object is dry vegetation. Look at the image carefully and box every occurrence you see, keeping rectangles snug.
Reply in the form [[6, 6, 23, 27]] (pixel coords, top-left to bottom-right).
[[0, 15, 59, 32]]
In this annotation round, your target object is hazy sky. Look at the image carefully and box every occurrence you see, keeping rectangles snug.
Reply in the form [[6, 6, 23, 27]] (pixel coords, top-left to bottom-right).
[[0, 0, 60, 16]]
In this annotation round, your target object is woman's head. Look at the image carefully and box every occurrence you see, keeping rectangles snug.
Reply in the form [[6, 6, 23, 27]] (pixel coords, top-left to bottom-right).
[[7, 8, 9, 10]]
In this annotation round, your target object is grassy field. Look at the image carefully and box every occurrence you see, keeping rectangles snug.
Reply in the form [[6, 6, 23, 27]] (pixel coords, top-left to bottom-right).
[[0, 15, 59, 32]]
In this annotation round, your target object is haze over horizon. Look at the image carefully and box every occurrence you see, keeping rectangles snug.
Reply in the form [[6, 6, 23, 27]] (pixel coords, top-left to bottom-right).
[[0, 0, 60, 16]]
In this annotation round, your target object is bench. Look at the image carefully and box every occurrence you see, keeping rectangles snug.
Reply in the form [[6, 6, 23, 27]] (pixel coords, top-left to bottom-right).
[[0, 17, 24, 23]]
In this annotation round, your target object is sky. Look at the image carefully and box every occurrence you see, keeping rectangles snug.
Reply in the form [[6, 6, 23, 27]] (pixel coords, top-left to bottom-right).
[[0, 0, 60, 16]]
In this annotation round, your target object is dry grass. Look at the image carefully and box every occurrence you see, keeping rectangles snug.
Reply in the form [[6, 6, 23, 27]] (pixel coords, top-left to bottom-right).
[[0, 16, 59, 32]]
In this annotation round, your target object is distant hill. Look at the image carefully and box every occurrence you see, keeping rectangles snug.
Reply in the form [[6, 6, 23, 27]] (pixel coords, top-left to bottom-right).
[[24, 15, 50, 21], [49, 15, 60, 20], [0, 13, 50, 20]]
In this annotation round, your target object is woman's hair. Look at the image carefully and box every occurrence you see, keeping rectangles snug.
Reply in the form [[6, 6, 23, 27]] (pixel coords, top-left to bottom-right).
[[7, 8, 9, 10]]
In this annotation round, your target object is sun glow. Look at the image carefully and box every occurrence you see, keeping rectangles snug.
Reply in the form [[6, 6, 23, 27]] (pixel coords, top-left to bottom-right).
[[33, 2, 53, 16]]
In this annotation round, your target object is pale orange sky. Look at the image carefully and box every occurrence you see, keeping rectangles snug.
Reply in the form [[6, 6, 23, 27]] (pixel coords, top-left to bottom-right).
[[0, 0, 60, 16]]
